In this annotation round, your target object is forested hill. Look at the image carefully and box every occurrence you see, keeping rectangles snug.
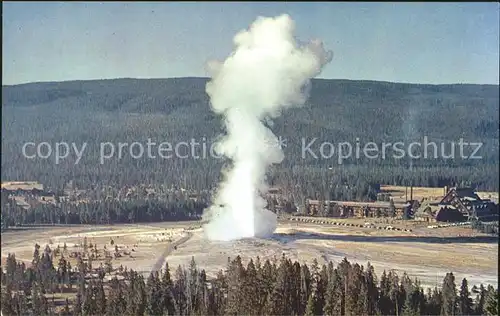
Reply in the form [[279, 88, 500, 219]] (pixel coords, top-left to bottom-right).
[[2, 78, 499, 193], [3, 78, 498, 140]]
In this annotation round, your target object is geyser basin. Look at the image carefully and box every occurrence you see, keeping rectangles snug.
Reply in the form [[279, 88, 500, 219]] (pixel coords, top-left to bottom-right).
[[204, 207, 278, 241], [202, 14, 332, 241]]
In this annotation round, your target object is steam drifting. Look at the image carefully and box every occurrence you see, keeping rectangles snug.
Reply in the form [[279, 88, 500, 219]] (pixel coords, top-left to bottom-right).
[[203, 14, 333, 241]]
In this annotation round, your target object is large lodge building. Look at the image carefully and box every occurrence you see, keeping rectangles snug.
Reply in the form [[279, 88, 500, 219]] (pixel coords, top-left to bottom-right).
[[414, 187, 498, 223], [304, 186, 498, 223], [305, 199, 411, 218]]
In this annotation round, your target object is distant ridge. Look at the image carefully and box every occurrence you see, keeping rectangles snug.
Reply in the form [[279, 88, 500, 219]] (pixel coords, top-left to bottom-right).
[[3, 77, 499, 88]]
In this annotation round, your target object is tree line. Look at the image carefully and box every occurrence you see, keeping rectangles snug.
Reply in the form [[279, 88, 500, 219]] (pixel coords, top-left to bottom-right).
[[0, 193, 207, 230], [1, 244, 498, 316]]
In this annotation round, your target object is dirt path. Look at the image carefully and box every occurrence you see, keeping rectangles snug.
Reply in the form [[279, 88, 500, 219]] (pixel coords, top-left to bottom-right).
[[151, 232, 193, 273]]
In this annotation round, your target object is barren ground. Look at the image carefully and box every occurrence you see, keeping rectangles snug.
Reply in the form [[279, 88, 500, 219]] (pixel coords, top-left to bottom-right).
[[1, 220, 497, 289]]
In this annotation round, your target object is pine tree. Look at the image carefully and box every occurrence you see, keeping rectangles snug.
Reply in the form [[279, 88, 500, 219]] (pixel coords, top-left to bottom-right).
[[300, 263, 312, 315], [186, 257, 198, 315], [265, 277, 286, 315], [315, 264, 327, 313], [39, 292, 49, 316], [15, 292, 29, 316], [174, 265, 188, 315], [255, 259, 272, 314], [106, 277, 120, 315], [291, 261, 303, 315], [125, 272, 137, 315], [106, 277, 127, 315], [195, 269, 208, 315], [82, 281, 97, 316], [484, 285, 498, 316], [241, 259, 259, 314], [302, 292, 313, 316], [364, 262, 379, 315], [136, 274, 148, 316], [401, 274, 421, 316], [5, 253, 17, 288], [427, 287, 443, 316], [323, 268, 343, 316], [346, 264, 364, 316], [1, 284, 14, 316], [206, 286, 218, 316], [32, 243, 41, 267], [161, 263, 176, 315], [224, 256, 245, 315], [474, 284, 487, 315], [57, 255, 68, 292], [389, 199, 396, 217], [213, 270, 228, 315], [379, 270, 392, 315], [146, 271, 163, 316], [74, 281, 84, 316], [95, 278, 106, 315], [32, 282, 44, 314], [441, 272, 457, 316], [387, 270, 401, 316], [458, 278, 473, 316]]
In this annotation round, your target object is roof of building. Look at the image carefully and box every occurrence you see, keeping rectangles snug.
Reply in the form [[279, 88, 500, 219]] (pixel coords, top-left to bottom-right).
[[441, 187, 480, 202], [1, 181, 44, 191], [306, 199, 409, 209]]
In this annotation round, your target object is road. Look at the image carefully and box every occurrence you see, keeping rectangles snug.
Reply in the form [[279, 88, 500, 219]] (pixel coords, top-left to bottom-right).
[[151, 232, 193, 273]]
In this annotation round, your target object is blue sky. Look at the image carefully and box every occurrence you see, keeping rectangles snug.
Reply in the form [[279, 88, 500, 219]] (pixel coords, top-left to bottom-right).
[[2, 2, 499, 85]]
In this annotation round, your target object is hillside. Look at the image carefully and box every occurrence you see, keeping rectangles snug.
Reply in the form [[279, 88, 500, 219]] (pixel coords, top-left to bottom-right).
[[2, 78, 499, 193]]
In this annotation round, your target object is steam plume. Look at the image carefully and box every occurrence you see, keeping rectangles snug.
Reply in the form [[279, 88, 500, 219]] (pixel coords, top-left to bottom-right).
[[203, 14, 333, 241]]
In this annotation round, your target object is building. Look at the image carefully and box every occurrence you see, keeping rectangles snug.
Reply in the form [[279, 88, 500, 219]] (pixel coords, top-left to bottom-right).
[[415, 187, 499, 222], [305, 199, 412, 218], [1, 181, 57, 210], [1, 181, 44, 191]]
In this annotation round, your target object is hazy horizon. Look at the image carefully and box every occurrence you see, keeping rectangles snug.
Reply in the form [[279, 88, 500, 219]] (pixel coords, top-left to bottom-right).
[[3, 76, 500, 88], [3, 2, 499, 85]]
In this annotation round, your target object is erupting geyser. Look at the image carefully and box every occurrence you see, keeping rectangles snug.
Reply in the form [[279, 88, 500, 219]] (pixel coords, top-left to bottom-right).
[[203, 14, 333, 241]]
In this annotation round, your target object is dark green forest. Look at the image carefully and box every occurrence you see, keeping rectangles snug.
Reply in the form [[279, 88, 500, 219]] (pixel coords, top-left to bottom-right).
[[1, 246, 498, 316], [2, 78, 499, 199], [1, 192, 208, 227]]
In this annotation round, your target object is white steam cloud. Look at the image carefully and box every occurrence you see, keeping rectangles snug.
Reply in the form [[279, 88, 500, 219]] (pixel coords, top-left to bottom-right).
[[203, 14, 333, 241]]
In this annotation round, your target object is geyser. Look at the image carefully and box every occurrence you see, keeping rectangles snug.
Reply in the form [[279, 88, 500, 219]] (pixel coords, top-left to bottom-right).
[[203, 14, 332, 241]]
